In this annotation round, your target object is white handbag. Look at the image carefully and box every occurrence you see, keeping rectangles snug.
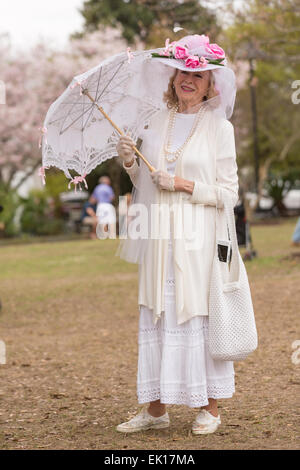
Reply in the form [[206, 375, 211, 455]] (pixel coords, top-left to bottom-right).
[[208, 189, 258, 361]]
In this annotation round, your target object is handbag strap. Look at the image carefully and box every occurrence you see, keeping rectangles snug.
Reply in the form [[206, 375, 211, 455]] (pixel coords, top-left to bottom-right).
[[213, 116, 240, 284], [224, 189, 240, 281], [215, 187, 240, 284]]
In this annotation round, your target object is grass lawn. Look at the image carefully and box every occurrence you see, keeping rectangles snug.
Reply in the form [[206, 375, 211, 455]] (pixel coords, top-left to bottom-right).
[[0, 217, 299, 449]]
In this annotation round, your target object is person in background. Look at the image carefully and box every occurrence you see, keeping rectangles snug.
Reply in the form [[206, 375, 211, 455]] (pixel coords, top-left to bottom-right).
[[291, 217, 300, 247], [0, 205, 3, 311], [89, 175, 116, 237], [81, 200, 98, 239]]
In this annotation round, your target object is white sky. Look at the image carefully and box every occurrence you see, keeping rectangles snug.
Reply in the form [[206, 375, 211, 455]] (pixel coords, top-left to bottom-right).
[[0, 0, 246, 53], [0, 0, 85, 51]]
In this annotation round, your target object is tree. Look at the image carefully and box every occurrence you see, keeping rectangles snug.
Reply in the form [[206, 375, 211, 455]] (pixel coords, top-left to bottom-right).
[[222, 0, 300, 218], [78, 0, 220, 46], [0, 28, 128, 193], [264, 169, 300, 216]]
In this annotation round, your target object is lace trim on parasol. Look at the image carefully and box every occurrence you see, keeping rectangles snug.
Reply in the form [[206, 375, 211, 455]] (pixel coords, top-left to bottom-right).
[[42, 97, 161, 184]]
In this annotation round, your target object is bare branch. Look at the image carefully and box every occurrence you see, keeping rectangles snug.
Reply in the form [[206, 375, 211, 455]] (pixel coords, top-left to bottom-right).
[[12, 159, 42, 192], [278, 132, 300, 161]]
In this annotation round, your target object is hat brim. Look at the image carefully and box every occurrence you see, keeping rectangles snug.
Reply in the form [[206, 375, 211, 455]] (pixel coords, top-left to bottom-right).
[[155, 57, 226, 72]]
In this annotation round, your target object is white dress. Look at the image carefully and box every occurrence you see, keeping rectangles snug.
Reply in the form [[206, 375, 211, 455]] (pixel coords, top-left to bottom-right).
[[137, 113, 235, 408]]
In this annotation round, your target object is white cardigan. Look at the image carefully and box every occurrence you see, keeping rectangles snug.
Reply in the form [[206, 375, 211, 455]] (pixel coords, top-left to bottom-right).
[[124, 108, 239, 325]]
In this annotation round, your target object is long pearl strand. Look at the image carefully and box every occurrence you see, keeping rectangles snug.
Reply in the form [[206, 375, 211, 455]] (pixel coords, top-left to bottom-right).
[[164, 104, 206, 163]]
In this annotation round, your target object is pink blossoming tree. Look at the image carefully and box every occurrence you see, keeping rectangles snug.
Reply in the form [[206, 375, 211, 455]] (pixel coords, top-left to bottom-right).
[[0, 28, 129, 191]]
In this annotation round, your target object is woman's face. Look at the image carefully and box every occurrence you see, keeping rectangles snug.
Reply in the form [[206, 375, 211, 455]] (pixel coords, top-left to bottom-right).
[[173, 70, 210, 108]]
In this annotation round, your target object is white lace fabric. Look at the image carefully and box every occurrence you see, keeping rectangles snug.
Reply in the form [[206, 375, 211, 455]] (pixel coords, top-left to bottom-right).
[[42, 51, 163, 178], [123, 159, 140, 187]]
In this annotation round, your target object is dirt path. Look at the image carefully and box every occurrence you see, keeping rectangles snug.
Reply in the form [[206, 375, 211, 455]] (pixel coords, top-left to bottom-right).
[[0, 222, 299, 450]]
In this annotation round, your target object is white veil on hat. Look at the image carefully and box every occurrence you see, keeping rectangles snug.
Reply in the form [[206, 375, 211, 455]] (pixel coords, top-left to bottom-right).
[[116, 34, 237, 264], [152, 34, 237, 120]]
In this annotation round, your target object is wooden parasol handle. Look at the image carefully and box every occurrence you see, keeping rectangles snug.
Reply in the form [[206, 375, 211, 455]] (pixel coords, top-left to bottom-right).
[[83, 89, 156, 173]]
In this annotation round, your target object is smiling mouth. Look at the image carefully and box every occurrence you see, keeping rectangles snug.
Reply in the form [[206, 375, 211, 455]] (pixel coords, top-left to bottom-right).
[[181, 85, 195, 92]]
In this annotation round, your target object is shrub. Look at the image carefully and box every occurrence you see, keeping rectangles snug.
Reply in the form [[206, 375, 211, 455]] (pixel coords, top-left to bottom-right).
[[0, 184, 20, 237], [20, 189, 64, 235]]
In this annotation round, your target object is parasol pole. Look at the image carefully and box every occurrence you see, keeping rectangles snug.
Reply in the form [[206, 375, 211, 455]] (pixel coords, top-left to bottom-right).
[[82, 89, 156, 173]]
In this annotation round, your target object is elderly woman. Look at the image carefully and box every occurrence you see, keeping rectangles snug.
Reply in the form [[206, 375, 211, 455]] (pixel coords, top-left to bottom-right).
[[115, 35, 239, 435]]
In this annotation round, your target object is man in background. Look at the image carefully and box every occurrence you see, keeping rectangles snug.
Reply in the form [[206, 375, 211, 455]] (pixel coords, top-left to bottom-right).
[[292, 217, 300, 247], [89, 175, 116, 238]]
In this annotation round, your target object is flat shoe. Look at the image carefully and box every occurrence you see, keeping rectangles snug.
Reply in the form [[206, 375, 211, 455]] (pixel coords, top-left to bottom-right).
[[116, 406, 170, 433], [192, 409, 221, 435]]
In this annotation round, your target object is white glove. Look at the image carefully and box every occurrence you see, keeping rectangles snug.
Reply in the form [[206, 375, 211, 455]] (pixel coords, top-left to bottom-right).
[[124, 158, 140, 188], [116, 135, 136, 165], [151, 170, 175, 192]]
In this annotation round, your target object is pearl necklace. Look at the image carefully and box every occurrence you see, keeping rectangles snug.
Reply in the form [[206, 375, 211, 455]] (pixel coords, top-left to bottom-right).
[[164, 104, 206, 163]]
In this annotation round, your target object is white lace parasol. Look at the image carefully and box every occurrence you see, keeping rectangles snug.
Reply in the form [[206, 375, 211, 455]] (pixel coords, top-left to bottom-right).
[[40, 41, 236, 189], [41, 49, 172, 186]]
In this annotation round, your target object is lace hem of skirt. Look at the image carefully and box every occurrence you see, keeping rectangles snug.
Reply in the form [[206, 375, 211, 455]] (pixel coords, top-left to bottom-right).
[[138, 323, 209, 338], [137, 381, 235, 408]]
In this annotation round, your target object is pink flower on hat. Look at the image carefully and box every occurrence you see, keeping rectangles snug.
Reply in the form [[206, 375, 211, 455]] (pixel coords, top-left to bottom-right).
[[205, 43, 225, 59], [199, 56, 208, 66], [174, 45, 188, 59], [185, 55, 201, 68], [151, 34, 227, 68]]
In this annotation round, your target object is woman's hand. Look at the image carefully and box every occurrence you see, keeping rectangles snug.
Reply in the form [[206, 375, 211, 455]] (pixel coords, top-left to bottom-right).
[[151, 172, 195, 194], [174, 176, 195, 194], [151, 170, 175, 192], [116, 135, 136, 166]]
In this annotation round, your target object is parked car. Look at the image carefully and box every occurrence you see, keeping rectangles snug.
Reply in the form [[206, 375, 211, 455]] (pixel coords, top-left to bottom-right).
[[245, 189, 300, 214], [59, 190, 89, 232]]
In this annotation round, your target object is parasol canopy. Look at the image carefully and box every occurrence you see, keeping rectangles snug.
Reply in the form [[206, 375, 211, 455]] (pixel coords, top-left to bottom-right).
[[40, 49, 175, 188], [40, 37, 236, 190]]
